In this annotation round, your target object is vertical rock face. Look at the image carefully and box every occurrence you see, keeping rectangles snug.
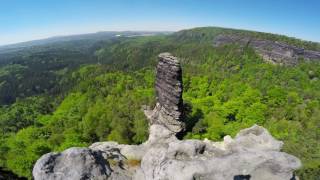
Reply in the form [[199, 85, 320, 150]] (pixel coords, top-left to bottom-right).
[[156, 53, 183, 119], [213, 34, 320, 65], [145, 53, 185, 134]]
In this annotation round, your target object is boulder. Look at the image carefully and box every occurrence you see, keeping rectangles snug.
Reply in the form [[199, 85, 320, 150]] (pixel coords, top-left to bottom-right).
[[33, 147, 111, 180]]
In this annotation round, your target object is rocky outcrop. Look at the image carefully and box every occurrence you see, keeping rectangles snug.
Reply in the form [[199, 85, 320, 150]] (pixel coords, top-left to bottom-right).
[[33, 53, 301, 180], [135, 125, 301, 180], [213, 34, 320, 65], [144, 52, 185, 134]]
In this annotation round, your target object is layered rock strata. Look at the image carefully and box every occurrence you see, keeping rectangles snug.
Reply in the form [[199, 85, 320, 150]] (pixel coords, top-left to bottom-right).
[[213, 34, 320, 65], [33, 53, 301, 180], [145, 52, 185, 134]]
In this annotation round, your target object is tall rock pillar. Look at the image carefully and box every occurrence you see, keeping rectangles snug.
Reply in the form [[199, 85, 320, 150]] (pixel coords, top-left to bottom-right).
[[144, 53, 185, 142]]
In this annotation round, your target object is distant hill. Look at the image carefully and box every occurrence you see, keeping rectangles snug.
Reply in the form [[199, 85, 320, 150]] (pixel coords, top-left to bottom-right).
[[0, 31, 172, 54], [173, 27, 320, 51]]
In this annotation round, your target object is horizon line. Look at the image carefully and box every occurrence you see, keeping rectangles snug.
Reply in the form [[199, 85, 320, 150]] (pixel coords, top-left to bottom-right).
[[0, 26, 319, 47]]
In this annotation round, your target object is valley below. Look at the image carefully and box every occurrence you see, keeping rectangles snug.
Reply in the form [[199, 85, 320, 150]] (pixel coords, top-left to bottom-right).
[[0, 27, 319, 179]]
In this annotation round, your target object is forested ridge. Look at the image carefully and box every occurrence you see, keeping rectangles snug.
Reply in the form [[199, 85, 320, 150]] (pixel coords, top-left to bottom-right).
[[0, 27, 319, 179]]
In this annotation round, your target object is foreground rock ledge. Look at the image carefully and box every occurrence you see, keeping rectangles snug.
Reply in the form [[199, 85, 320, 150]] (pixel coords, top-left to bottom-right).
[[33, 53, 301, 180]]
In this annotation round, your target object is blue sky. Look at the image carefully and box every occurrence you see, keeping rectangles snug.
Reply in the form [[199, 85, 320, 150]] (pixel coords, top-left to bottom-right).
[[0, 0, 319, 45]]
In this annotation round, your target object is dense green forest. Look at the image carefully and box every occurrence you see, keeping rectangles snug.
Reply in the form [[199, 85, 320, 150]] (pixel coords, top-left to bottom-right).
[[0, 27, 319, 179]]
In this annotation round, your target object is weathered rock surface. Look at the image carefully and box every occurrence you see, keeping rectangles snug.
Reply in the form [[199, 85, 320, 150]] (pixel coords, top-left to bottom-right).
[[213, 34, 320, 65], [135, 125, 300, 180], [33, 53, 301, 180], [33, 147, 111, 180], [144, 52, 185, 134]]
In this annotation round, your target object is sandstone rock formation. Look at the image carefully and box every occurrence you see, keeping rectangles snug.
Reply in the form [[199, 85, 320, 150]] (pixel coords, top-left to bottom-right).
[[213, 34, 320, 65], [33, 53, 301, 180], [144, 52, 185, 134], [135, 125, 301, 180], [33, 148, 111, 180]]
